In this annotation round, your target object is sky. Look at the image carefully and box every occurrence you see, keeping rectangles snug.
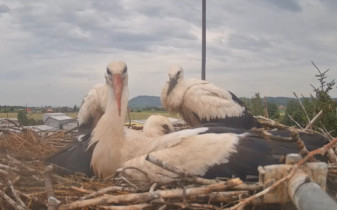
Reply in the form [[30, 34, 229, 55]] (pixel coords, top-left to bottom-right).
[[1, 0, 337, 107]]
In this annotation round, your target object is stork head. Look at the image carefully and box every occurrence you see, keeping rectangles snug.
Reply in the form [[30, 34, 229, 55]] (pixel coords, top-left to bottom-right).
[[143, 115, 174, 137], [105, 61, 128, 116], [168, 65, 184, 82], [167, 65, 184, 95]]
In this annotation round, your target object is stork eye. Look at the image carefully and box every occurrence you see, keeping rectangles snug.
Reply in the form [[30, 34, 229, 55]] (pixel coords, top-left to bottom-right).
[[123, 67, 127, 74], [176, 71, 181, 76], [107, 68, 112, 75]]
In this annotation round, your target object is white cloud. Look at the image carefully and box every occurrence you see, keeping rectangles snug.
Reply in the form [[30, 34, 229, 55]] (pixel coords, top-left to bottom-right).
[[0, 0, 337, 106]]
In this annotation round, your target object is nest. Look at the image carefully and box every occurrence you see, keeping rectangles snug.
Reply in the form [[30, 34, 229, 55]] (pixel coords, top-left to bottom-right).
[[1, 121, 337, 210]]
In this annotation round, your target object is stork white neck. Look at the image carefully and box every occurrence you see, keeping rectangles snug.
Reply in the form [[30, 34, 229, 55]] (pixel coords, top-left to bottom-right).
[[89, 61, 129, 178]]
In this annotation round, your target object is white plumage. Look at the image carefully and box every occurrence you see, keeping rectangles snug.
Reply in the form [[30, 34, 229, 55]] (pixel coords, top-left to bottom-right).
[[87, 62, 208, 178], [161, 65, 257, 129], [77, 84, 108, 128], [142, 115, 174, 137], [48, 62, 329, 183]]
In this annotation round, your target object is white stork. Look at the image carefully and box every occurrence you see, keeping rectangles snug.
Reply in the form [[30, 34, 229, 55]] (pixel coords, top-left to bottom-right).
[[122, 127, 328, 183], [48, 61, 328, 181], [161, 65, 258, 129], [77, 83, 108, 130], [47, 61, 206, 177], [142, 115, 174, 137], [87, 62, 328, 179]]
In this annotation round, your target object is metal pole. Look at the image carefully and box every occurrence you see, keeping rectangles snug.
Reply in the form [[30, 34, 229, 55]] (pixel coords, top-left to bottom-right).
[[201, 0, 206, 80], [288, 169, 337, 210]]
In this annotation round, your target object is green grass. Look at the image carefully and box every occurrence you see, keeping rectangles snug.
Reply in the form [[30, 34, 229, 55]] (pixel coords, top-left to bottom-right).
[[0, 111, 179, 121]]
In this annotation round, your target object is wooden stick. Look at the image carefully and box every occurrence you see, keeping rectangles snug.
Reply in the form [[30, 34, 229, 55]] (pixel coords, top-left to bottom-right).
[[250, 128, 292, 142], [287, 114, 304, 130], [230, 183, 263, 191], [70, 186, 94, 194], [8, 180, 27, 209], [254, 116, 288, 130], [189, 191, 250, 203], [0, 189, 26, 210], [0, 163, 19, 172], [99, 203, 152, 210], [146, 154, 219, 185], [80, 186, 134, 200], [59, 178, 242, 210], [43, 165, 60, 210], [230, 137, 337, 210], [293, 92, 311, 126], [146, 154, 188, 177], [0, 168, 9, 176], [305, 110, 323, 130]]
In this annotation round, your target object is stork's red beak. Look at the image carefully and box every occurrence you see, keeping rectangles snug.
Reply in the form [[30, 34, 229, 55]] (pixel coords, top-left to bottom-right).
[[112, 74, 123, 116]]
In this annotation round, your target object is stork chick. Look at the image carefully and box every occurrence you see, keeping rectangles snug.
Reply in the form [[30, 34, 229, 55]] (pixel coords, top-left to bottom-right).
[[161, 65, 258, 129]]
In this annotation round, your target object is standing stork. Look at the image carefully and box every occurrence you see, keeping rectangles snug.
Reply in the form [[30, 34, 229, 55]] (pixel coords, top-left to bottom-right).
[[47, 61, 207, 177], [161, 65, 258, 129]]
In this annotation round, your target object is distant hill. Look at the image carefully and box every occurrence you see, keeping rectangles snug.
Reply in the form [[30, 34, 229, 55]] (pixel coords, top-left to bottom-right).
[[128, 95, 337, 110], [264, 97, 294, 106], [128, 96, 162, 109]]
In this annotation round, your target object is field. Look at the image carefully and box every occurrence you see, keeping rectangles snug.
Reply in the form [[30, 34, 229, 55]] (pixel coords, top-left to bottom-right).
[[0, 112, 78, 121], [0, 110, 178, 122]]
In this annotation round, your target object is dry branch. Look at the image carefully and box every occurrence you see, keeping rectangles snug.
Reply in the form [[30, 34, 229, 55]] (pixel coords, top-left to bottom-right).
[[59, 178, 243, 210], [80, 186, 134, 200], [8, 180, 27, 209], [305, 110, 323, 130], [293, 92, 311, 126], [146, 154, 219, 185], [0, 189, 27, 210], [43, 165, 60, 210]]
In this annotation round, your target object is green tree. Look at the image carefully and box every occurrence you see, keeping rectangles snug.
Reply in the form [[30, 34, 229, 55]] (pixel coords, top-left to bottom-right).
[[309, 62, 337, 134], [282, 99, 307, 127], [17, 110, 29, 126], [267, 102, 280, 120], [282, 62, 337, 135], [250, 93, 264, 116], [17, 110, 38, 126]]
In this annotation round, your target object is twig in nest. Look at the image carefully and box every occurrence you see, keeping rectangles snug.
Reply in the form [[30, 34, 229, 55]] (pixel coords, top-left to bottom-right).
[[189, 191, 250, 203], [287, 114, 304, 130], [0, 189, 27, 210], [146, 154, 219, 185], [293, 92, 311, 126], [254, 116, 288, 130], [70, 186, 94, 194], [118, 167, 151, 190], [99, 203, 152, 209], [305, 110, 323, 130], [43, 165, 61, 210], [6, 154, 36, 175], [80, 186, 134, 201], [230, 137, 337, 210], [58, 178, 242, 210], [250, 128, 292, 142], [289, 128, 310, 158], [8, 180, 27, 209], [0, 163, 20, 173]]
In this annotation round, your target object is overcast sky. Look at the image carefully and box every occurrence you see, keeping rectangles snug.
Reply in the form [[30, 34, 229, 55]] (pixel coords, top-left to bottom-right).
[[1, 0, 337, 106]]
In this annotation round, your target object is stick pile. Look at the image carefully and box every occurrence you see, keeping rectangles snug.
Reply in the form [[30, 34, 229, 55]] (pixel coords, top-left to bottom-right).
[[0, 120, 337, 209]]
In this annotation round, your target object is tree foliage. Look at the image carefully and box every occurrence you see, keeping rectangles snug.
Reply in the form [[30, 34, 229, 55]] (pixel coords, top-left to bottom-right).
[[250, 93, 264, 116], [283, 62, 337, 135], [17, 110, 39, 126]]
